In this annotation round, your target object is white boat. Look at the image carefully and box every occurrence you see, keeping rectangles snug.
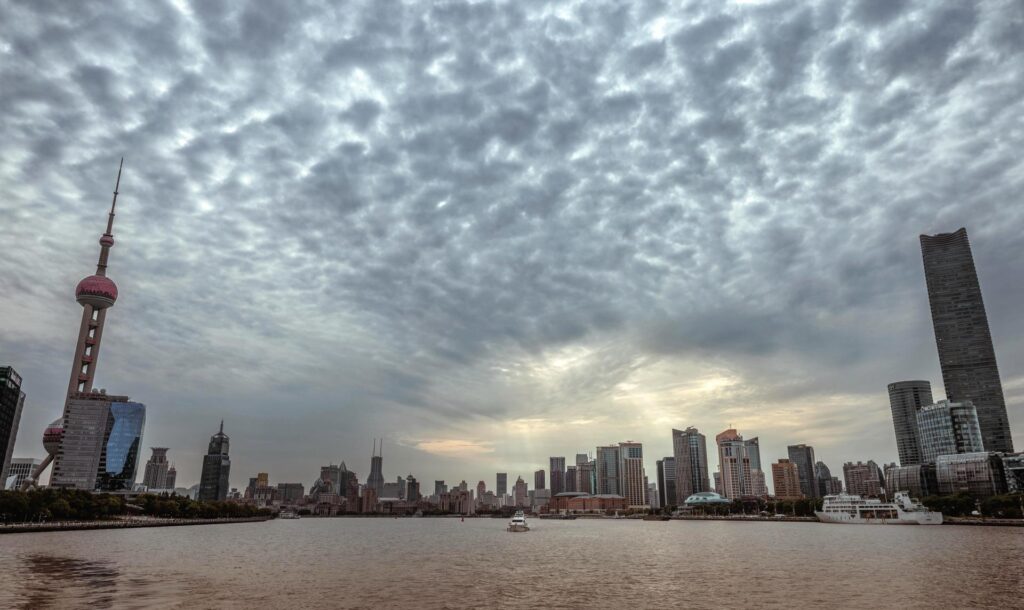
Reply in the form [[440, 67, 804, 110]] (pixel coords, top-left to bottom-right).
[[278, 510, 300, 520], [507, 510, 530, 532], [815, 491, 942, 525]]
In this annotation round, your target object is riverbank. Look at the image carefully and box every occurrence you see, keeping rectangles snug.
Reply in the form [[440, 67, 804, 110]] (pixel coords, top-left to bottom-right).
[[670, 515, 818, 523], [943, 517, 1024, 527], [0, 515, 270, 535]]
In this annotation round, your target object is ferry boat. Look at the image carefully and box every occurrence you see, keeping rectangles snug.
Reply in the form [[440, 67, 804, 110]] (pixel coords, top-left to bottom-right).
[[815, 491, 942, 525], [507, 510, 530, 532], [278, 510, 300, 520]]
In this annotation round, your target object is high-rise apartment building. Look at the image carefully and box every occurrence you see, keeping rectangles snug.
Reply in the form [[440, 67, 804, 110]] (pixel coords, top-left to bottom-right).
[[619, 441, 648, 509], [672, 427, 710, 502], [786, 444, 817, 499], [142, 447, 171, 490], [496, 472, 508, 497], [656, 457, 677, 507], [0, 367, 25, 485], [771, 459, 803, 500], [921, 229, 1013, 453], [745, 437, 767, 497], [888, 381, 933, 465], [596, 445, 621, 495], [534, 469, 545, 490], [842, 461, 884, 497], [916, 400, 985, 463], [549, 457, 566, 495], [715, 429, 754, 499], [199, 421, 231, 501]]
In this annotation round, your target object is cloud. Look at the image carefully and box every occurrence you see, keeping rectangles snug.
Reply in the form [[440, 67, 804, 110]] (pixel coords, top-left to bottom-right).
[[1, 0, 1021, 494]]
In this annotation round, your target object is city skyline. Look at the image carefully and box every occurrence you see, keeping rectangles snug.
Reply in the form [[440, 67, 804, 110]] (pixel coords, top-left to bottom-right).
[[2, 1, 1024, 492]]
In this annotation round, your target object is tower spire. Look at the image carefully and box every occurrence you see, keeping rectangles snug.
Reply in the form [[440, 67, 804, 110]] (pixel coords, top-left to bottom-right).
[[106, 157, 123, 236], [220, 419, 224, 434]]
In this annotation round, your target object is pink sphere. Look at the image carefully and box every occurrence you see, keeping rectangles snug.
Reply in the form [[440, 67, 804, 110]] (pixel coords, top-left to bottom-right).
[[75, 275, 118, 309], [43, 418, 63, 455]]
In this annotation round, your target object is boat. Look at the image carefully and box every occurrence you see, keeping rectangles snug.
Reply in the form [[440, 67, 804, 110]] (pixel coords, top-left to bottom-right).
[[815, 491, 942, 525], [507, 510, 530, 532], [278, 510, 300, 520]]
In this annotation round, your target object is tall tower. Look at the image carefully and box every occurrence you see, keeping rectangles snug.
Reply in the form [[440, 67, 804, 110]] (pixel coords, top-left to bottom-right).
[[921, 228, 1013, 453], [367, 438, 384, 496], [67, 159, 123, 398], [199, 420, 231, 501], [887, 381, 933, 465]]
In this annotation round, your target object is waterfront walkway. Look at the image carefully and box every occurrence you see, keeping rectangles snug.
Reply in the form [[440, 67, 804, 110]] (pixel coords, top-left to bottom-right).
[[0, 516, 270, 535]]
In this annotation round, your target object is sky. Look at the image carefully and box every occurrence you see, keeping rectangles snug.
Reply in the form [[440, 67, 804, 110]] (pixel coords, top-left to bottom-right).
[[1, 0, 1023, 494]]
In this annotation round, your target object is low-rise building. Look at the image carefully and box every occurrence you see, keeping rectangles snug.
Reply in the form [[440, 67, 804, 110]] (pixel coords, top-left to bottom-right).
[[936, 452, 1006, 497]]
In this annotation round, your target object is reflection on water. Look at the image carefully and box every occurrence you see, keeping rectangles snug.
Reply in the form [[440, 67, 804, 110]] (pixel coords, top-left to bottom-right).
[[16, 555, 120, 609], [1, 519, 1022, 609]]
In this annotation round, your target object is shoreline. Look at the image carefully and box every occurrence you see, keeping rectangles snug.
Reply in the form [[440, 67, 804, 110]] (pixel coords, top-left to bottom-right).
[[0, 516, 271, 535]]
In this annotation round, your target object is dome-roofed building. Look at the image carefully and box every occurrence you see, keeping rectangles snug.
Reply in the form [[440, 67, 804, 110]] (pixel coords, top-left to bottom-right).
[[683, 491, 732, 505]]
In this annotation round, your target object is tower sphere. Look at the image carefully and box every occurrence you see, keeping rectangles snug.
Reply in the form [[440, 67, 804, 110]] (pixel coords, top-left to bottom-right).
[[76, 275, 118, 309], [43, 417, 63, 455], [99, 234, 114, 247]]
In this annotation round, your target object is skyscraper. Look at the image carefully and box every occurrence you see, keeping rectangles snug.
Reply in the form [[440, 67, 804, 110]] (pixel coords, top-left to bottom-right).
[[367, 439, 385, 497], [0, 366, 25, 485], [916, 400, 985, 463], [564, 466, 577, 492], [142, 447, 171, 490], [513, 476, 528, 507], [921, 228, 1013, 453], [534, 469, 545, 490], [656, 457, 677, 507], [672, 427, 710, 502], [549, 457, 566, 495], [596, 445, 621, 495], [786, 444, 817, 499], [618, 441, 648, 508], [815, 461, 842, 496], [716, 429, 753, 499], [887, 381, 933, 466], [406, 474, 420, 502], [199, 421, 231, 501], [496, 472, 508, 497], [771, 459, 803, 500]]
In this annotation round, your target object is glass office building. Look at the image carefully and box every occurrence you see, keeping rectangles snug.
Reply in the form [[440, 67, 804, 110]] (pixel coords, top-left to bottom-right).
[[96, 401, 146, 491], [917, 400, 984, 464]]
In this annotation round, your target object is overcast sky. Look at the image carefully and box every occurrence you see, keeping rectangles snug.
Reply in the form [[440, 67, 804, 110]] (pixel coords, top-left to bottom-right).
[[2, 0, 1022, 494]]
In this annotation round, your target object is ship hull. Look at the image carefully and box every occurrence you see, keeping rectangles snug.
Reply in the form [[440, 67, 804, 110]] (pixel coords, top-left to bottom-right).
[[815, 511, 943, 525]]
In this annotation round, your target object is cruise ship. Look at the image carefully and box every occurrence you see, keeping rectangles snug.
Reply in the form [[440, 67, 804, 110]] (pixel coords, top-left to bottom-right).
[[815, 491, 943, 525]]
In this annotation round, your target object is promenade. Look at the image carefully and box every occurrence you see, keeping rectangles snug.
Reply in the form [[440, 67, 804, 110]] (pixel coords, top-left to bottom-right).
[[0, 515, 270, 535]]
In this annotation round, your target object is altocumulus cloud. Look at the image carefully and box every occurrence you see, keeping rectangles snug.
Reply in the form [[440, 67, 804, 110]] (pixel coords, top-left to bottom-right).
[[1, 0, 1022, 490]]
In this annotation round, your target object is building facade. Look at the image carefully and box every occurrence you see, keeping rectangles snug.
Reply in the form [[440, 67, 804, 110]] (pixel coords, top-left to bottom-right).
[[513, 475, 528, 507], [656, 457, 677, 508], [716, 429, 754, 499], [1002, 454, 1024, 493], [5, 457, 40, 490], [198, 421, 231, 501], [771, 459, 802, 500], [935, 452, 1006, 497], [549, 457, 566, 495], [883, 464, 936, 498], [367, 439, 385, 497], [619, 441, 648, 509], [916, 400, 985, 464], [888, 380, 933, 466], [843, 461, 884, 497], [534, 469, 545, 490], [786, 444, 817, 499], [496, 472, 508, 498], [142, 447, 171, 490], [672, 427, 710, 503], [596, 445, 621, 495], [921, 229, 1013, 453], [0, 367, 25, 485], [51, 394, 145, 491]]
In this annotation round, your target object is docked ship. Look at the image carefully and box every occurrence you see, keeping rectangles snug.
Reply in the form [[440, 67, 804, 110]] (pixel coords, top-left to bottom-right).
[[507, 510, 530, 532], [815, 491, 942, 525]]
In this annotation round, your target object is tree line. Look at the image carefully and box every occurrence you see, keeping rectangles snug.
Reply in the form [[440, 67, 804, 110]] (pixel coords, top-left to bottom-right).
[[0, 489, 271, 523]]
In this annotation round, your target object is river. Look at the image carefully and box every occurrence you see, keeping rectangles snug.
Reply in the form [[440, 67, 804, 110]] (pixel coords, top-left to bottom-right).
[[1, 517, 1021, 608]]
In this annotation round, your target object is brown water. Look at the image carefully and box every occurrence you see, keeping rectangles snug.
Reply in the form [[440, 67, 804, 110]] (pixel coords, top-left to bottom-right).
[[1, 518, 1022, 609]]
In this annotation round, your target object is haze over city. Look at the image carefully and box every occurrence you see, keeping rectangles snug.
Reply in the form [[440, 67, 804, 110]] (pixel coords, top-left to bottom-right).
[[2, 0, 1023, 492]]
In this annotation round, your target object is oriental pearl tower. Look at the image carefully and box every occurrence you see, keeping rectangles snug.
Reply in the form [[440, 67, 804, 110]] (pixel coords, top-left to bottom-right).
[[22, 160, 124, 489]]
